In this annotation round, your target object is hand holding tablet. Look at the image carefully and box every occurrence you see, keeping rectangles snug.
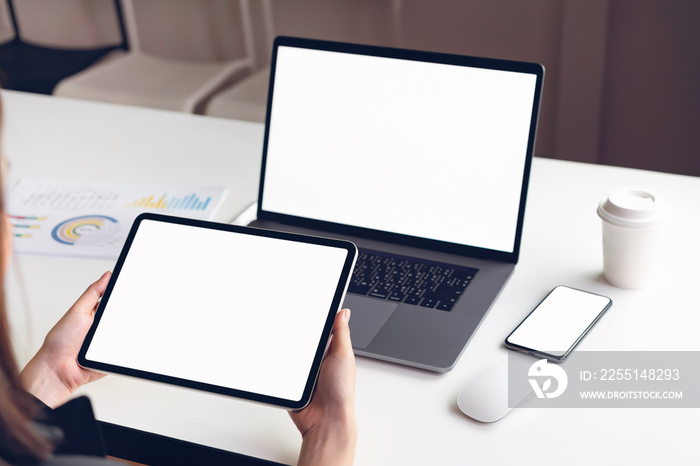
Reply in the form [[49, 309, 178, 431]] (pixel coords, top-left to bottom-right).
[[78, 213, 357, 410]]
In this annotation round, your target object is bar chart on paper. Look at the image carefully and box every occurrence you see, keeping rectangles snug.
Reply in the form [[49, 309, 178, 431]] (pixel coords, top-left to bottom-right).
[[6, 178, 226, 259], [126, 193, 212, 211]]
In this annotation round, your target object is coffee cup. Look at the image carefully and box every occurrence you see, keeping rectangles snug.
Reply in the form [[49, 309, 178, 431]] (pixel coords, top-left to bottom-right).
[[597, 187, 671, 289]]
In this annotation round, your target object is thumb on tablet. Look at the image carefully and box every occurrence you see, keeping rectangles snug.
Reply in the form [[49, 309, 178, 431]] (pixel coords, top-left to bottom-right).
[[70, 271, 111, 316], [291, 307, 357, 464], [331, 308, 353, 357]]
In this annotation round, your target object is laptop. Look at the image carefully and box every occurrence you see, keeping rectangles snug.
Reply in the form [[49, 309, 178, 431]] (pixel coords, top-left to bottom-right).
[[249, 36, 544, 372]]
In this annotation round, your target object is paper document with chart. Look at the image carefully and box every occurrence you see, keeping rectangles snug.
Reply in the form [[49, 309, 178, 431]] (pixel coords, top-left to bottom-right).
[[6, 178, 226, 260]]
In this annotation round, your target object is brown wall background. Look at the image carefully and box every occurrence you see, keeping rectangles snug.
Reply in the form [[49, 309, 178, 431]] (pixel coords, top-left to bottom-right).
[[600, 0, 700, 176], [2, 0, 698, 176]]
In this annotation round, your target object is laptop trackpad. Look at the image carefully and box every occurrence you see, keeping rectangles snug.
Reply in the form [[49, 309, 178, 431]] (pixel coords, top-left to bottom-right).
[[342, 295, 398, 349]]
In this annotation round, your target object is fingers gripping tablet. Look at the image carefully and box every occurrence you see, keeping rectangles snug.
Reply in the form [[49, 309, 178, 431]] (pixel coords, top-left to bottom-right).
[[78, 213, 357, 410]]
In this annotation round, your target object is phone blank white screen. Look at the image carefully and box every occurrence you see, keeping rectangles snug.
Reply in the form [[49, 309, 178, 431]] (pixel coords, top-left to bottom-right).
[[85, 220, 349, 402], [507, 287, 611, 355], [262, 46, 537, 253]]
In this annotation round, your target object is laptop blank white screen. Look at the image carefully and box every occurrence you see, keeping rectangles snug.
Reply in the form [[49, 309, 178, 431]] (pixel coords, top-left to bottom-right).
[[262, 46, 538, 254]]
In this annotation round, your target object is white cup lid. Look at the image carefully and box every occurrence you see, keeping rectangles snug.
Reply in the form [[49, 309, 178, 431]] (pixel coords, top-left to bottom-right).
[[597, 187, 671, 229]]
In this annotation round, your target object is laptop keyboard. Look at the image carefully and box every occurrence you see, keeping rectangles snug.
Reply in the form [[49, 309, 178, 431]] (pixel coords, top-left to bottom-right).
[[348, 249, 478, 311]]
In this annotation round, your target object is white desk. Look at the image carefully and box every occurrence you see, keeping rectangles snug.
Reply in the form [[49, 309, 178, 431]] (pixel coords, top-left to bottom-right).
[[4, 90, 700, 465]]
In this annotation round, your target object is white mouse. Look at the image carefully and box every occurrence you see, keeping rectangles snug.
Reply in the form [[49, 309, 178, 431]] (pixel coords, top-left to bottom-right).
[[457, 360, 532, 423]]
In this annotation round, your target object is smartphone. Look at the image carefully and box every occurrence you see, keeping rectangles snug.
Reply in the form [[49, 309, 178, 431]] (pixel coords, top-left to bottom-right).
[[505, 286, 612, 361]]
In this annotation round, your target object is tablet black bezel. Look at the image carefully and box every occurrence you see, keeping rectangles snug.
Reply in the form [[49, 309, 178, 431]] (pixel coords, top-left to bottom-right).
[[78, 212, 357, 410]]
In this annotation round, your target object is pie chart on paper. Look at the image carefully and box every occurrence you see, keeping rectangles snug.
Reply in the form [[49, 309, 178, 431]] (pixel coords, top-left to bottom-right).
[[51, 215, 120, 246]]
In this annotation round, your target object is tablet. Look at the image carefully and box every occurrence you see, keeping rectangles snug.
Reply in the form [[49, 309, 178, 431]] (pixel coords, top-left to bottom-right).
[[78, 213, 357, 410]]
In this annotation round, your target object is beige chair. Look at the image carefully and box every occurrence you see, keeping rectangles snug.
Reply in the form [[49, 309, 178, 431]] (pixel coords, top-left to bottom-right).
[[54, 0, 256, 113], [204, 65, 269, 122], [204, 0, 273, 122]]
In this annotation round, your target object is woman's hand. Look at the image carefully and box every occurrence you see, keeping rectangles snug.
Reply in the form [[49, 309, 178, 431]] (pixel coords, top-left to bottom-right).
[[290, 308, 357, 466], [20, 271, 111, 408]]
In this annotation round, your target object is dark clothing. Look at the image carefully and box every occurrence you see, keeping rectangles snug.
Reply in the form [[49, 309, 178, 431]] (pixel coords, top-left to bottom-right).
[[1, 396, 116, 465]]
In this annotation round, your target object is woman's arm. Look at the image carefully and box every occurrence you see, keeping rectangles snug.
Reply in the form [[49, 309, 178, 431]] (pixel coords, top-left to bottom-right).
[[20, 272, 111, 408], [290, 308, 357, 466]]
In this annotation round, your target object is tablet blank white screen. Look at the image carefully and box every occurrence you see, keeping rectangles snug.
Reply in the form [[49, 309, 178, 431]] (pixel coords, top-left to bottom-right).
[[85, 220, 349, 401]]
